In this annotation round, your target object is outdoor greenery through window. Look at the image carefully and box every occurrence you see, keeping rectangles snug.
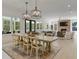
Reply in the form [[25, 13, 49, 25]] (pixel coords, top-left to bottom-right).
[[2, 16, 20, 34], [32, 21, 35, 31], [15, 22, 20, 31], [37, 23, 40, 29], [40, 23, 42, 29], [3, 20, 10, 32], [2, 17, 11, 33], [12, 18, 20, 33]]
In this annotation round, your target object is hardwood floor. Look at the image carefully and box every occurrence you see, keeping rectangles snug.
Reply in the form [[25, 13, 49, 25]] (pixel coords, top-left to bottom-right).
[[2, 51, 11, 59], [2, 33, 77, 59]]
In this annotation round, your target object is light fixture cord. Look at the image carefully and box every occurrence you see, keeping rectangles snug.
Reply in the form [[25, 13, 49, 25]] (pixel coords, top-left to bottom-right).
[[25, 2, 28, 14], [35, 0, 37, 7]]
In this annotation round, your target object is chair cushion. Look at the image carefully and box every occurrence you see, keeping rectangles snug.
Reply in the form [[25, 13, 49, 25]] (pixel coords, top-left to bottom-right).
[[57, 31, 64, 37], [32, 44, 42, 47]]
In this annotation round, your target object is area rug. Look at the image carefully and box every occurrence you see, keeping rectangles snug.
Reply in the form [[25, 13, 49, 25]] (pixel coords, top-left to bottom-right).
[[2, 43, 61, 59]]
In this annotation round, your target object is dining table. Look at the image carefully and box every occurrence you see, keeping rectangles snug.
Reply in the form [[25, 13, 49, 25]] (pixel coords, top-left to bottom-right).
[[12, 33, 58, 52], [28, 35, 58, 52]]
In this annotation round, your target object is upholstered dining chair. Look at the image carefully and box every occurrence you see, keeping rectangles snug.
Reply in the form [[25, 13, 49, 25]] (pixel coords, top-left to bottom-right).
[[30, 37, 44, 59], [18, 35, 24, 48], [13, 34, 20, 48], [22, 36, 31, 55]]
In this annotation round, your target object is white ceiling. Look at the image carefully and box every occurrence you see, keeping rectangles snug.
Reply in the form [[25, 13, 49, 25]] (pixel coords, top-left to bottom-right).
[[2, 0, 77, 20]]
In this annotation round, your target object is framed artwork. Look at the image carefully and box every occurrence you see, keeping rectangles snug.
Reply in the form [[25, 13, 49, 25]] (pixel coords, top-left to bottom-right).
[[72, 19, 77, 31]]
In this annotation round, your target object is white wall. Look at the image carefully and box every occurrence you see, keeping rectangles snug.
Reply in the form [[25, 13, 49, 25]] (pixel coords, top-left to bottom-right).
[[43, 16, 77, 32], [20, 18, 25, 34], [3, 16, 77, 33]]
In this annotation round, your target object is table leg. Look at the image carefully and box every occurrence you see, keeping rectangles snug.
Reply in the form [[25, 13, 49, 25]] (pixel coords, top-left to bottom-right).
[[46, 42, 51, 52], [48, 42, 51, 52]]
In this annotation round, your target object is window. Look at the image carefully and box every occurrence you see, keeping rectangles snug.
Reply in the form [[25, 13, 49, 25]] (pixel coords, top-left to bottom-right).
[[37, 23, 40, 29], [15, 22, 20, 30], [46, 24, 48, 29], [2, 16, 20, 33], [44, 24, 48, 29], [2, 16, 11, 34], [54, 24, 57, 30], [12, 18, 20, 33], [51, 25, 53, 30], [40, 23, 42, 29]]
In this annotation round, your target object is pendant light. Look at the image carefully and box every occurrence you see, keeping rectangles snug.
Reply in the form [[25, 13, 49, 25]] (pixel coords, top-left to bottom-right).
[[31, 0, 41, 19], [23, 2, 31, 20]]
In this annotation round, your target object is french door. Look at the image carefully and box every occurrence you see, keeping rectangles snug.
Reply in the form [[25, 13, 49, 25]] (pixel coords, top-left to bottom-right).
[[25, 20, 36, 33]]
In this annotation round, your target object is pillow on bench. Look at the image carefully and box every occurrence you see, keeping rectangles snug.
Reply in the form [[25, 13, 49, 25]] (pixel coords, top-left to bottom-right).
[[57, 31, 64, 37]]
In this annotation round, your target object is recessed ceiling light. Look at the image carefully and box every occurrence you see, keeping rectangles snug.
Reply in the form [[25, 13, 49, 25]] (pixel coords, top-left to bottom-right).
[[67, 4, 71, 7]]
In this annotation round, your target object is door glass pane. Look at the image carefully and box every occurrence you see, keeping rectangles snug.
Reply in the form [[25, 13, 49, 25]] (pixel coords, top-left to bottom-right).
[[37, 23, 39, 29], [26, 20, 30, 32], [32, 21, 35, 31]]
